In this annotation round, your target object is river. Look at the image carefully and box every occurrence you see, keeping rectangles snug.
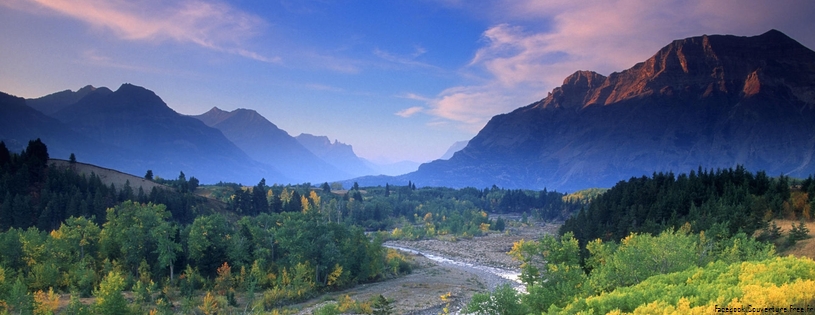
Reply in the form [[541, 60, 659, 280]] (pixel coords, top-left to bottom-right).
[[384, 243, 524, 292]]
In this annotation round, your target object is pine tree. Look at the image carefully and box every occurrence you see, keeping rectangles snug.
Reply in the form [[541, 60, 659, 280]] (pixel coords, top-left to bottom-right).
[[287, 191, 302, 212], [372, 294, 394, 315], [69, 153, 77, 163], [144, 170, 153, 180], [0, 141, 10, 170], [495, 217, 506, 231]]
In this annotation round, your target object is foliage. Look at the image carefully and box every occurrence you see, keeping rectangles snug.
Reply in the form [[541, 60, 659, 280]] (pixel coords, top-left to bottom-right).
[[787, 220, 811, 245], [93, 271, 129, 315], [510, 226, 776, 313], [371, 294, 394, 315], [561, 166, 789, 257], [555, 256, 815, 314], [465, 284, 528, 315], [0, 141, 206, 230]]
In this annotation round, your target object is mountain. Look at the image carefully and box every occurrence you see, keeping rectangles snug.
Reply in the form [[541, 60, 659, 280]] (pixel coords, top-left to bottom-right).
[[26, 85, 111, 115], [49, 84, 286, 184], [403, 30, 815, 191], [439, 141, 469, 160], [295, 133, 378, 177], [192, 108, 350, 183], [0, 90, 130, 165], [368, 160, 421, 176]]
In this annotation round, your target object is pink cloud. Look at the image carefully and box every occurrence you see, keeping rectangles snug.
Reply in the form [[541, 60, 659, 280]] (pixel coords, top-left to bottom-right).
[[7, 0, 276, 62], [395, 106, 424, 118], [417, 0, 815, 131]]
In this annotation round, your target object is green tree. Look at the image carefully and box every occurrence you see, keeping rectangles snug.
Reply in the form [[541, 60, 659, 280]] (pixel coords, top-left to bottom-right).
[[322, 182, 331, 193], [152, 220, 181, 281], [587, 229, 697, 293], [466, 284, 528, 315], [55, 216, 101, 262], [495, 217, 506, 231], [0, 141, 10, 170], [372, 294, 395, 315], [187, 214, 231, 276], [145, 170, 153, 180], [69, 153, 76, 163], [93, 271, 130, 315], [99, 202, 172, 275]]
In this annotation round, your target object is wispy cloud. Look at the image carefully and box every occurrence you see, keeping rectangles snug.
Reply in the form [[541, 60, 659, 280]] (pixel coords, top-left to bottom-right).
[[412, 0, 815, 131], [79, 49, 176, 74], [397, 93, 432, 102], [6, 0, 277, 62], [395, 106, 424, 118], [373, 48, 439, 70]]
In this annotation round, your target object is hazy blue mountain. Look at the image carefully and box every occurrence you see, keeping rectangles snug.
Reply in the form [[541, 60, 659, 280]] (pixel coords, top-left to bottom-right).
[[295, 133, 378, 177], [26, 85, 111, 115], [362, 159, 421, 176], [49, 84, 287, 184], [354, 30, 815, 191], [193, 108, 350, 183], [439, 140, 469, 160], [0, 90, 130, 166]]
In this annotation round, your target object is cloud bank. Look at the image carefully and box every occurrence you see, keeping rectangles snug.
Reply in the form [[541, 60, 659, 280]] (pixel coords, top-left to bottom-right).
[[5, 0, 277, 62], [399, 0, 815, 132]]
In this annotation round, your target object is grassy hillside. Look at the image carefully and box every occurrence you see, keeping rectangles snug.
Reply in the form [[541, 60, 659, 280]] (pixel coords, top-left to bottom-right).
[[48, 159, 169, 194]]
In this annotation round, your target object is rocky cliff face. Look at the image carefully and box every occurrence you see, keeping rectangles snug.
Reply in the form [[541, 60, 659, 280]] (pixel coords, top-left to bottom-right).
[[405, 30, 815, 191], [295, 133, 377, 177]]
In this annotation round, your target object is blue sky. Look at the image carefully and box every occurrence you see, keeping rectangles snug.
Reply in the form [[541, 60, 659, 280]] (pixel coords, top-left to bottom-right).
[[2, 0, 815, 163]]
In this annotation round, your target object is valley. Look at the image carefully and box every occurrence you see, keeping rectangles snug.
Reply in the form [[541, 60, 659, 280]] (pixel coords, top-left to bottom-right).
[[2, 28, 815, 314], [292, 222, 556, 314]]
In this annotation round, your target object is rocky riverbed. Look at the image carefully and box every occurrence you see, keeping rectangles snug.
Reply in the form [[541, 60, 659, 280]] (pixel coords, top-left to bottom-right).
[[295, 222, 559, 314]]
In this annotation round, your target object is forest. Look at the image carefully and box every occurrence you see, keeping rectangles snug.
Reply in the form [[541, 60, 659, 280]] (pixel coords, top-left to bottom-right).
[[0, 140, 416, 314], [466, 167, 815, 314], [0, 140, 589, 314], [3, 139, 815, 314]]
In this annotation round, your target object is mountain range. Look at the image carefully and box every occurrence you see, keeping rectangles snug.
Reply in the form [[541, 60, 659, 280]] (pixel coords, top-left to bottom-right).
[[191, 107, 353, 183], [391, 29, 815, 191], [2, 29, 813, 191], [0, 84, 403, 185]]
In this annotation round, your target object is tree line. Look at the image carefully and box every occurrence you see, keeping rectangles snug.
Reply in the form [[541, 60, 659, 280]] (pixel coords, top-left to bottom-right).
[[0, 140, 206, 232], [209, 180, 590, 241], [466, 166, 815, 314]]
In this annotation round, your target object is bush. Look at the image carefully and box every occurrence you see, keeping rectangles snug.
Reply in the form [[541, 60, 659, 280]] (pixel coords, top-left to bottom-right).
[[466, 284, 528, 315], [93, 271, 130, 315]]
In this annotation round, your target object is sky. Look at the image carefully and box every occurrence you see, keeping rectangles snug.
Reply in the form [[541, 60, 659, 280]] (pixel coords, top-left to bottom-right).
[[2, 0, 815, 164]]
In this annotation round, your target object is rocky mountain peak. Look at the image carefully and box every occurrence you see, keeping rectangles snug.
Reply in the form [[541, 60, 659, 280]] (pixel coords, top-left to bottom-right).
[[404, 30, 815, 191], [531, 30, 815, 113]]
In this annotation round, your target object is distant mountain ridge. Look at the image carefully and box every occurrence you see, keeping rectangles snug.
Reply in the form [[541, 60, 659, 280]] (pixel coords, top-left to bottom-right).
[[439, 141, 469, 160], [192, 107, 350, 183], [295, 133, 378, 177], [1, 84, 289, 184], [27, 85, 111, 115], [0, 90, 130, 166], [394, 30, 815, 191]]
